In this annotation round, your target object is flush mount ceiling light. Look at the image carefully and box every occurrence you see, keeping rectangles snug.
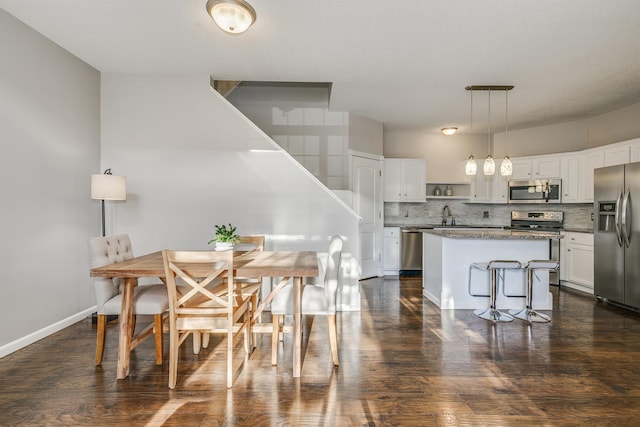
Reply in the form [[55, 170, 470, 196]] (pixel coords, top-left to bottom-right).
[[464, 85, 514, 176], [206, 0, 256, 34], [441, 127, 458, 136]]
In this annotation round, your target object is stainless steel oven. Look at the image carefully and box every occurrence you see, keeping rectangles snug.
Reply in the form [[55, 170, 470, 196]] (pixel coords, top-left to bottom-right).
[[508, 179, 561, 204], [510, 211, 563, 285]]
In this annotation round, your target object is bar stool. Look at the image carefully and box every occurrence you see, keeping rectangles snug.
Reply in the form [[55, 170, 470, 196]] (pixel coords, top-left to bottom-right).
[[510, 260, 558, 323], [473, 260, 522, 322]]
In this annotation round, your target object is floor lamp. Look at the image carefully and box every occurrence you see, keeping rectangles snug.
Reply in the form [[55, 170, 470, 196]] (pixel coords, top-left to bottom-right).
[[91, 169, 127, 237]]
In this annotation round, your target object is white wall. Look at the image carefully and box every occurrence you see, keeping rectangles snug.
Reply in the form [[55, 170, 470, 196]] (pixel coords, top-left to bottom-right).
[[493, 120, 590, 157], [348, 113, 383, 156], [589, 103, 640, 147], [0, 9, 100, 354], [100, 74, 361, 310], [383, 132, 487, 182]]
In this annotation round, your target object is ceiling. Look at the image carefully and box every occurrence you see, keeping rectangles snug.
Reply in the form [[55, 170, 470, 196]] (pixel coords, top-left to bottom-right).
[[2, 0, 640, 133]]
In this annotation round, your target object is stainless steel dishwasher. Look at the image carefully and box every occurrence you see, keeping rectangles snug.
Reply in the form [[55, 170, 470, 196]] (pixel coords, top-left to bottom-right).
[[400, 228, 423, 273]]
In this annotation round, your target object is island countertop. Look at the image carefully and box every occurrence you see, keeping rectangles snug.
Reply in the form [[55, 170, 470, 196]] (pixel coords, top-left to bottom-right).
[[421, 228, 563, 240]]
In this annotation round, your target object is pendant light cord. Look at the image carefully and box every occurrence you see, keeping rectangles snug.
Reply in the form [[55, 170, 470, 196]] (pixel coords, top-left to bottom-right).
[[505, 91, 509, 144], [487, 89, 491, 156]]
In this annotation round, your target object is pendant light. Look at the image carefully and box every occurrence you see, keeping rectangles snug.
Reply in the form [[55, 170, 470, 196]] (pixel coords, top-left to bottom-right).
[[465, 88, 477, 176], [500, 89, 513, 176], [483, 89, 495, 176]]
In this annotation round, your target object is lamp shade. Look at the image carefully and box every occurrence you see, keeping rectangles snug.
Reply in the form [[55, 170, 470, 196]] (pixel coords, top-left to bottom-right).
[[91, 174, 126, 200], [500, 156, 513, 176], [483, 155, 495, 175], [206, 0, 256, 34], [465, 155, 477, 175]]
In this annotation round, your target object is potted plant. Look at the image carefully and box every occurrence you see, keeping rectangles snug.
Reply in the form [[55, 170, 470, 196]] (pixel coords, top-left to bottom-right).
[[208, 223, 240, 251]]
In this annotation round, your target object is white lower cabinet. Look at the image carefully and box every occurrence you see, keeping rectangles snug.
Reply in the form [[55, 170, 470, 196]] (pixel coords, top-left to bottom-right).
[[383, 227, 400, 275], [560, 231, 594, 293]]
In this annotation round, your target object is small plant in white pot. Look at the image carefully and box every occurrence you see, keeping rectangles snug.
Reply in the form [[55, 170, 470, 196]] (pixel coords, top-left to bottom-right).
[[208, 223, 240, 251]]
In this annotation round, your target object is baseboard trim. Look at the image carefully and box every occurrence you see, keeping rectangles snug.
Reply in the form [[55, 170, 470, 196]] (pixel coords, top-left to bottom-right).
[[0, 306, 97, 358]]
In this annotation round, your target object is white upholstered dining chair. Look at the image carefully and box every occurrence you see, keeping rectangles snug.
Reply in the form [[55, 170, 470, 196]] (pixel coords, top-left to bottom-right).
[[270, 235, 343, 366], [162, 250, 252, 389], [88, 234, 169, 366]]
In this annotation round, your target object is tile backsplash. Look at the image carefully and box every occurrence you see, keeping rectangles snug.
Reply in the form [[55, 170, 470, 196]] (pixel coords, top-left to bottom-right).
[[384, 200, 594, 230]]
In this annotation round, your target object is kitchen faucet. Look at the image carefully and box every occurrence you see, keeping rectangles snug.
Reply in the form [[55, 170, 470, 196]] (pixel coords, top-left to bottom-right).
[[442, 205, 453, 226]]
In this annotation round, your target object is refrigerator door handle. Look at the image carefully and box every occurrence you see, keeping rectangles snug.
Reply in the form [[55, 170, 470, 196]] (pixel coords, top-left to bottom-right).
[[622, 186, 631, 248], [615, 189, 624, 247]]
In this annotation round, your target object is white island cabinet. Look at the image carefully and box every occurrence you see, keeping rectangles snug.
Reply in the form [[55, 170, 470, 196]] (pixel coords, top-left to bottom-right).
[[423, 229, 561, 310]]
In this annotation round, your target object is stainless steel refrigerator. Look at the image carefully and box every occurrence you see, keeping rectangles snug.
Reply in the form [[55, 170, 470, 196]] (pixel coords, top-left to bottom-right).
[[594, 162, 640, 309]]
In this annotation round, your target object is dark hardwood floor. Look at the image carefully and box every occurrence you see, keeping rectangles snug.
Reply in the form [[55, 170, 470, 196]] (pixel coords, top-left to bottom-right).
[[2, 277, 640, 426]]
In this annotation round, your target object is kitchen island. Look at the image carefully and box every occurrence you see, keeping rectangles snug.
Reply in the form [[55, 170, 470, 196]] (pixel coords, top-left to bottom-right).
[[422, 229, 563, 310]]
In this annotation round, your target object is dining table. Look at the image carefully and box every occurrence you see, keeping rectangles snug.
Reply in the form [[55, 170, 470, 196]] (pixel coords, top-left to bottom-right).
[[90, 250, 319, 380]]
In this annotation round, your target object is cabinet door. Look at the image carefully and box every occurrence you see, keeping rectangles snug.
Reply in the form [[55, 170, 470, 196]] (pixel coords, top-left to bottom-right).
[[469, 162, 492, 202], [533, 157, 561, 178], [630, 140, 640, 163], [567, 244, 594, 288], [581, 151, 605, 202], [402, 159, 426, 202], [383, 227, 400, 272], [492, 171, 509, 203], [560, 155, 580, 203], [383, 159, 402, 202], [604, 145, 630, 166], [510, 159, 532, 179]]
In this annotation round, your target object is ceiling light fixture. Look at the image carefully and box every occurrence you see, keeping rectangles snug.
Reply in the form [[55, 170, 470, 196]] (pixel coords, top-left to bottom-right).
[[464, 85, 514, 176], [206, 0, 256, 34], [441, 127, 457, 136]]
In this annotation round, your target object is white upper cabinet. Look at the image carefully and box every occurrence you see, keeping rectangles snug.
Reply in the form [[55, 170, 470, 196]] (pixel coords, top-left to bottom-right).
[[604, 145, 630, 166], [581, 149, 605, 202], [492, 162, 509, 203], [630, 139, 640, 163], [560, 154, 581, 203], [511, 156, 561, 179], [510, 159, 533, 179], [383, 158, 426, 202]]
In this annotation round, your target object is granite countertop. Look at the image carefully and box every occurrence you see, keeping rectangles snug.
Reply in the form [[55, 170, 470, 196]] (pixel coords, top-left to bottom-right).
[[562, 227, 594, 233], [422, 229, 564, 240], [385, 224, 505, 229]]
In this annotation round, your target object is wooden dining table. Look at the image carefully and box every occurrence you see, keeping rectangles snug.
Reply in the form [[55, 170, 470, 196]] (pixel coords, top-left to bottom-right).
[[90, 250, 319, 380]]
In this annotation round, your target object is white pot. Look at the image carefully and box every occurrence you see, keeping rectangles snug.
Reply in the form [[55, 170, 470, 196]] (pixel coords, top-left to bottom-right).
[[215, 242, 235, 251]]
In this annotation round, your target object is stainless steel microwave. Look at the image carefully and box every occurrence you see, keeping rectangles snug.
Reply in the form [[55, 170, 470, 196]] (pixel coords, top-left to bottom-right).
[[508, 179, 562, 204]]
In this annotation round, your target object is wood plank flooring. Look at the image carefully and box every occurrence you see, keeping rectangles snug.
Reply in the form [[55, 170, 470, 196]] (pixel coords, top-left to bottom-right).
[[2, 277, 640, 426]]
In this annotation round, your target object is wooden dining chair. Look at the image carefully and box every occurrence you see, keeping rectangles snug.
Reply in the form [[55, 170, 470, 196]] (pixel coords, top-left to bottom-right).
[[88, 235, 168, 366], [162, 250, 252, 389], [270, 235, 343, 367], [201, 235, 265, 351]]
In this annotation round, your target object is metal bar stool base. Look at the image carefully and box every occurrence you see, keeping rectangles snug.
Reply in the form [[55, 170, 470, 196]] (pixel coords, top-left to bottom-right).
[[509, 308, 550, 323], [473, 308, 514, 322]]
